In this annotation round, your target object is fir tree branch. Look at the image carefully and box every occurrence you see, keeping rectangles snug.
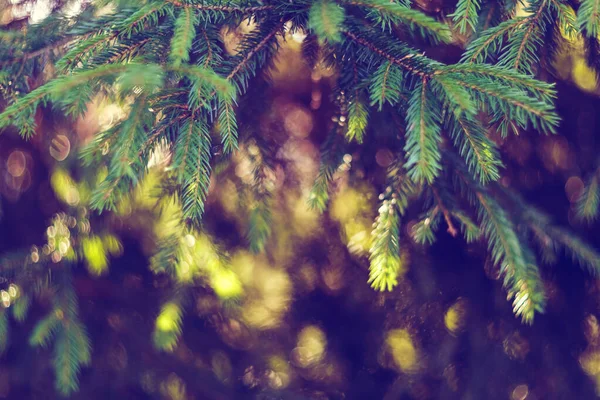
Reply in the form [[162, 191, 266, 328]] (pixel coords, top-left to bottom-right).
[[165, 0, 275, 13], [309, 127, 346, 212], [432, 186, 458, 236], [578, 0, 600, 38], [217, 98, 239, 154], [346, 98, 369, 143], [225, 26, 280, 82], [0, 37, 73, 67], [169, 7, 199, 67], [450, 0, 482, 34], [577, 170, 600, 221], [445, 114, 502, 183], [309, 0, 346, 43], [343, 0, 452, 43], [475, 190, 545, 322], [404, 77, 443, 184], [342, 30, 430, 77], [462, 17, 528, 63], [499, 0, 549, 73], [369, 61, 404, 110], [369, 198, 403, 291]]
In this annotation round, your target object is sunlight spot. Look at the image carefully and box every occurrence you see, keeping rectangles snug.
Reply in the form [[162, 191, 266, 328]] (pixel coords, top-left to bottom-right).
[[512, 384, 529, 400], [385, 329, 418, 373], [6, 151, 26, 178], [444, 298, 469, 336], [292, 325, 327, 368]]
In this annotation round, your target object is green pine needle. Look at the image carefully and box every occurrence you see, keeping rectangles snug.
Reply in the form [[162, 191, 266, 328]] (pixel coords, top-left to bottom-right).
[[411, 209, 441, 245], [12, 294, 30, 323], [369, 61, 404, 110], [369, 199, 403, 291], [577, 173, 600, 222], [577, 0, 600, 37], [450, 0, 482, 34], [217, 98, 239, 154], [30, 312, 61, 348], [346, 99, 369, 143], [169, 8, 198, 67], [309, 0, 346, 44], [446, 115, 502, 184], [403, 78, 443, 184]]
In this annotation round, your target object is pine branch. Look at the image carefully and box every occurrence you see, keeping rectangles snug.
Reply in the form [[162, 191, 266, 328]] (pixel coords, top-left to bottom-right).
[[12, 294, 30, 323], [498, 0, 550, 74], [439, 63, 557, 103], [30, 312, 61, 348], [217, 98, 239, 154], [451, 0, 482, 34], [309, 0, 346, 43], [346, 98, 369, 143], [445, 114, 502, 183], [475, 191, 545, 322], [369, 61, 404, 110], [452, 210, 481, 242], [403, 77, 443, 184], [244, 140, 276, 253], [369, 199, 403, 291], [462, 17, 528, 64], [308, 127, 346, 212], [577, 170, 600, 221], [170, 118, 213, 220], [578, 0, 600, 38], [432, 186, 459, 236], [166, 0, 275, 13], [169, 7, 199, 67], [344, 0, 452, 43], [412, 206, 441, 244], [342, 30, 433, 77], [118, 2, 170, 38]]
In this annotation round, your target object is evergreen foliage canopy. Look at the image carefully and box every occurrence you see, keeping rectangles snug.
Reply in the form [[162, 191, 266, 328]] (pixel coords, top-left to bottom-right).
[[2, 0, 600, 394]]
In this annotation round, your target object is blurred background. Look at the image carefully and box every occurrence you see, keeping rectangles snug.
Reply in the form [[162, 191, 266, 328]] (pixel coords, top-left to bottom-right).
[[3, 1, 600, 399]]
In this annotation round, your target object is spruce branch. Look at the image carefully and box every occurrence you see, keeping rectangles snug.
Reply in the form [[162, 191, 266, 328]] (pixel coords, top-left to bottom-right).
[[462, 17, 528, 64], [165, 0, 274, 13], [498, 0, 550, 73], [445, 114, 502, 184], [309, 127, 347, 212], [577, 0, 600, 38], [369, 61, 404, 110], [217, 98, 239, 154], [450, 0, 482, 34], [343, 0, 452, 43], [170, 118, 213, 220], [577, 170, 600, 221], [118, 2, 170, 38], [342, 30, 431, 77], [432, 186, 459, 236], [369, 198, 403, 291], [452, 210, 481, 242], [309, 0, 346, 44], [403, 77, 443, 184], [475, 190, 545, 323], [346, 98, 369, 143], [244, 140, 276, 254], [169, 7, 199, 67], [412, 206, 441, 245]]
